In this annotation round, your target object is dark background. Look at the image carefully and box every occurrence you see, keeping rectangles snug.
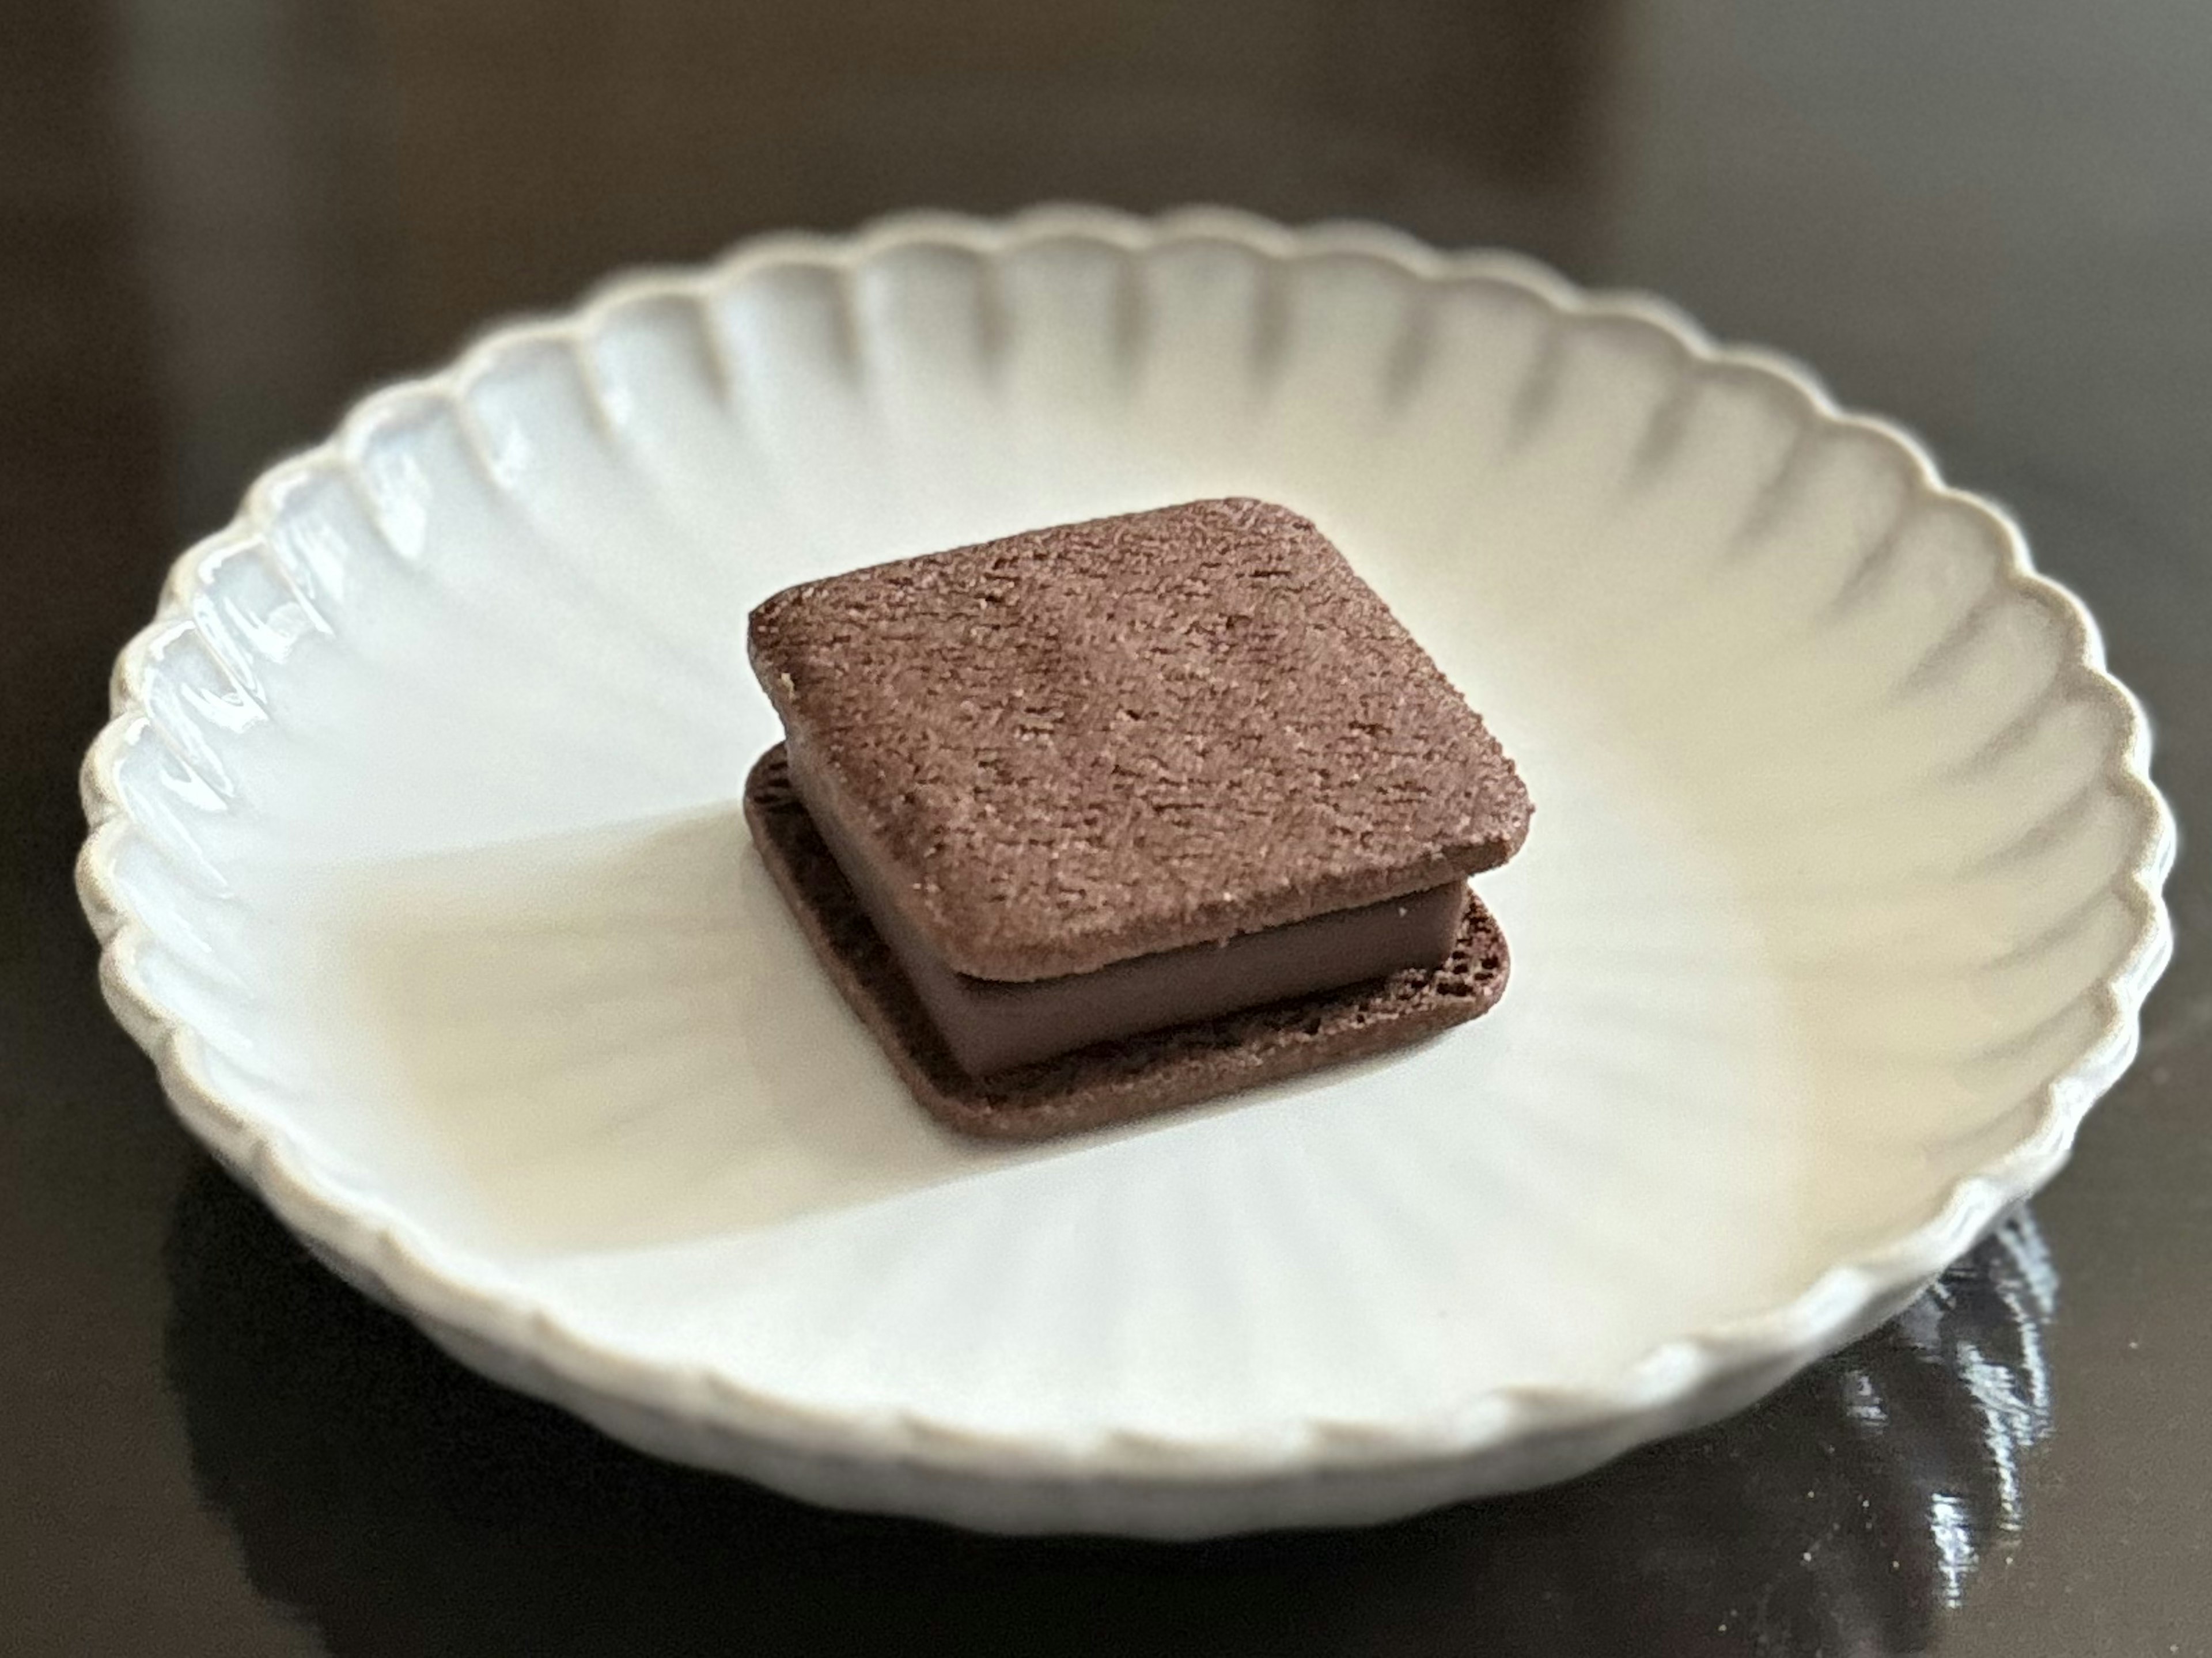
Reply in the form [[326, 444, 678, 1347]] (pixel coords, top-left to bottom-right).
[[4, 2, 2207, 1653]]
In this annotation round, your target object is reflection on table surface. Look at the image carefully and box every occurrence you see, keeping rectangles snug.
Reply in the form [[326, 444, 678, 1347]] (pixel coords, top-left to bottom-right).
[[169, 1163, 2055, 1656]]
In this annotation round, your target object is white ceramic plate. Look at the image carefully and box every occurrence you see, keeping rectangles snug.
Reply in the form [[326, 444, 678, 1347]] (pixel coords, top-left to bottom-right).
[[79, 207, 2173, 1537]]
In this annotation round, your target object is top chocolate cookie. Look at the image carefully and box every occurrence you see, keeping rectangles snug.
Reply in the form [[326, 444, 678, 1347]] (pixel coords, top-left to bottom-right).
[[747, 498, 1531, 981]]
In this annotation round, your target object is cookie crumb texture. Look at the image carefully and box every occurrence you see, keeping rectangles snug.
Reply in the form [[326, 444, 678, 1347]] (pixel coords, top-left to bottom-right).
[[745, 747, 1510, 1140], [748, 498, 1531, 980]]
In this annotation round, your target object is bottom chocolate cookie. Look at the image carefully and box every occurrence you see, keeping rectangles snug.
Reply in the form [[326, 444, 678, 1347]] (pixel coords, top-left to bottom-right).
[[744, 745, 1512, 1142]]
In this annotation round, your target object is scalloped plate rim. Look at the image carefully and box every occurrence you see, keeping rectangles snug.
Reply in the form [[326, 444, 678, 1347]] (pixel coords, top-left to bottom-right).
[[75, 204, 2177, 1530]]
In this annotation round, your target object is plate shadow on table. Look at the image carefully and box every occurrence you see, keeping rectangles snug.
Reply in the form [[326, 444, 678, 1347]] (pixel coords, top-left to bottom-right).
[[167, 1162, 2056, 1657]]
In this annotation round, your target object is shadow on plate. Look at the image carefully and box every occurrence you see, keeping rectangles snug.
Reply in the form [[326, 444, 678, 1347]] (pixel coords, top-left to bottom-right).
[[167, 1160, 2056, 1657], [324, 808, 1058, 1251]]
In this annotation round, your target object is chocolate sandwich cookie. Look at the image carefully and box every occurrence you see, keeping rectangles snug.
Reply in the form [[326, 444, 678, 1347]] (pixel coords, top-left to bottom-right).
[[746, 497, 1531, 1137]]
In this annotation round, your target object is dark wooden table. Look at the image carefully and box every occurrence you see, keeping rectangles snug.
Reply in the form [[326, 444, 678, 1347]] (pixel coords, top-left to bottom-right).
[[5, 3, 2207, 1652]]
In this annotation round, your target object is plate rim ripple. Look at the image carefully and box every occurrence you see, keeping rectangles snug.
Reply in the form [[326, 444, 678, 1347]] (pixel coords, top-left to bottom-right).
[[74, 204, 2178, 1534]]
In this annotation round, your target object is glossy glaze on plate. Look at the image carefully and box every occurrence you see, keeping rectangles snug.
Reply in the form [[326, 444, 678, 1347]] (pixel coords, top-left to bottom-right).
[[77, 207, 2173, 1535]]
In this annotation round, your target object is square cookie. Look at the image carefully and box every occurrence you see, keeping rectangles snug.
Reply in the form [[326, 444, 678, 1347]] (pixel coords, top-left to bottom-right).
[[748, 498, 1531, 982]]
